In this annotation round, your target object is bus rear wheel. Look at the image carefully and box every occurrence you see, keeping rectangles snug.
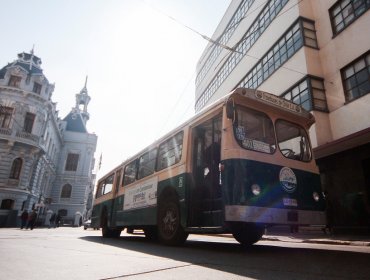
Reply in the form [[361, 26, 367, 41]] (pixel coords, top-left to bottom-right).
[[231, 222, 264, 246], [158, 199, 188, 246]]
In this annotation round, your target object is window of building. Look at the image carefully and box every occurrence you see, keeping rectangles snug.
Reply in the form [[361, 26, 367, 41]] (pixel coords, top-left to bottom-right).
[[195, 0, 256, 86], [32, 82, 42, 94], [9, 158, 22, 179], [65, 153, 79, 171], [330, 0, 370, 35], [61, 184, 72, 198], [157, 132, 184, 171], [23, 112, 35, 133], [58, 209, 68, 217], [1, 199, 14, 210], [138, 149, 157, 180], [195, 18, 318, 112], [281, 76, 328, 111], [0, 106, 13, 128], [341, 51, 370, 102], [8, 75, 22, 87], [123, 160, 137, 186], [241, 18, 316, 91], [195, 0, 291, 111]]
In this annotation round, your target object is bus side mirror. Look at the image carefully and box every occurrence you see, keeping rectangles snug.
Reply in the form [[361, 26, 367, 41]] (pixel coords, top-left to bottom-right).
[[226, 98, 235, 120]]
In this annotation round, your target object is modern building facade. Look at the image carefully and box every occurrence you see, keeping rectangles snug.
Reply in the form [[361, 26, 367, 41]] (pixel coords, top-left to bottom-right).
[[195, 0, 370, 230], [0, 51, 97, 227]]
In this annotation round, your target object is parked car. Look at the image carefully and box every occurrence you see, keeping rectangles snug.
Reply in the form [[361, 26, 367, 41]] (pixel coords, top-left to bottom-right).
[[83, 219, 99, 230], [83, 219, 91, 230]]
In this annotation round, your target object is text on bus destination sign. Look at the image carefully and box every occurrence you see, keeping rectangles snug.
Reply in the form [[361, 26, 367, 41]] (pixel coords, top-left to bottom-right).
[[255, 91, 301, 113]]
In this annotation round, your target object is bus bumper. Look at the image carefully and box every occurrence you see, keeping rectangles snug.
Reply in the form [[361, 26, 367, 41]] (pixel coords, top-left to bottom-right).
[[225, 205, 326, 225]]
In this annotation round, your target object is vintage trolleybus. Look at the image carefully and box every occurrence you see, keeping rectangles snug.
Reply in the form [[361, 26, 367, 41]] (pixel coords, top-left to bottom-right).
[[91, 88, 326, 246]]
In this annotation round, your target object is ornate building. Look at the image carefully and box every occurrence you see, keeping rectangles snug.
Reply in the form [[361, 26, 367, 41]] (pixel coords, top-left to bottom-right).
[[0, 51, 97, 227]]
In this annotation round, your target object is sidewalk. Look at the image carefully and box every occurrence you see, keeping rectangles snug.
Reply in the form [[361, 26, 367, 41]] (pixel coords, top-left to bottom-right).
[[262, 226, 370, 247]]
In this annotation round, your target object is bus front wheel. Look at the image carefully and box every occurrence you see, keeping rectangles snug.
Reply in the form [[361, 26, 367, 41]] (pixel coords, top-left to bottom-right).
[[231, 222, 264, 246], [157, 198, 188, 246], [101, 212, 121, 238]]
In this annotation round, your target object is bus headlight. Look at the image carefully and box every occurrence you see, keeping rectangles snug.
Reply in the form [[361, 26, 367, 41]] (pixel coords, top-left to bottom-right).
[[313, 192, 320, 202], [251, 184, 261, 196]]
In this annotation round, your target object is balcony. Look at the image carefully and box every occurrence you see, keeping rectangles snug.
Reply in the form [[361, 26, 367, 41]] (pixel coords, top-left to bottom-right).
[[16, 131, 39, 143], [0, 128, 40, 148], [0, 127, 12, 136]]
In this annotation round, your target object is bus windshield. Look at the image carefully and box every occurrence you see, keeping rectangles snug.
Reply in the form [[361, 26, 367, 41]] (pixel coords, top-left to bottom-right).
[[276, 119, 312, 162], [233, 106, 276, 154], [233, 105, 312, 162]]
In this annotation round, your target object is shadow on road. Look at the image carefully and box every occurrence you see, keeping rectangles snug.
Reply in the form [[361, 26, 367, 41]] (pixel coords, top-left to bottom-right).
[[80, 234, 370, 279]]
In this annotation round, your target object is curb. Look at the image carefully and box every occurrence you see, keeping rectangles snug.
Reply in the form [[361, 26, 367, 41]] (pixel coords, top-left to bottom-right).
[[261, 236, 370, 247]]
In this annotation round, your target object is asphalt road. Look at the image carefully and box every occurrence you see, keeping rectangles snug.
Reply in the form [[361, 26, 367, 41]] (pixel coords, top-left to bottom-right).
[[1, 227, 370, 280]]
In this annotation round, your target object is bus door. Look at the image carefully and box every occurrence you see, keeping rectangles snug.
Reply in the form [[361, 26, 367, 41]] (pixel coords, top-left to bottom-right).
[[189, 115, 223, 227]]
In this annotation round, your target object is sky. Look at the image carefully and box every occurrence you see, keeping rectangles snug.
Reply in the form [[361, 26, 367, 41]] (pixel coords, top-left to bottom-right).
[[0, 0, 230, 178]]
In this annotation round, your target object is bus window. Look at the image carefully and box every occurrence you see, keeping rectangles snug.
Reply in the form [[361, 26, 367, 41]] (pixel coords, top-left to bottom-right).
[[234, 106, 276, 154], [138, 149, 157, 179], [103, 175, 114, 194], [157, 132, 184, 171], [276, 119, 312, 162], [96, 182, 104, 198], [123, 160, 137, 185]]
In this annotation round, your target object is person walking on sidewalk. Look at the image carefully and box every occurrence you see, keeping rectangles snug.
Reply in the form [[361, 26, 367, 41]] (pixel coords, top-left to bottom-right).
[[49, 212, 56, 228], [322, 191, 333, 234], [26, 209, 37, 230], [55, 213, 61, 227], [20, 210, 28, 229]]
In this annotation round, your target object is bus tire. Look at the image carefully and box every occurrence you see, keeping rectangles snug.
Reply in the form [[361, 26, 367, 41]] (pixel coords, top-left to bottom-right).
[[101, 209, 121, 238], [231, 222, 264, 246], [157, 198, 188, 246]]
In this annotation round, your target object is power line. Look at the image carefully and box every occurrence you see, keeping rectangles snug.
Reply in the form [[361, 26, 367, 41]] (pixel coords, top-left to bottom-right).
[[140, 0, 238, 53], [156, 71, 195, 137]]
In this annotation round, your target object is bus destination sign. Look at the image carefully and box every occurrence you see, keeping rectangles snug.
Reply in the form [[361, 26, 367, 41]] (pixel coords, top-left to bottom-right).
[[255, 91, 301, 113]]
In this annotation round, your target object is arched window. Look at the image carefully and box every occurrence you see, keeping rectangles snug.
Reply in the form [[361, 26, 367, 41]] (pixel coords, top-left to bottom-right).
[[9, 158, 22, 179], [1, 199, 14, 209], [61, 184, 72, 198]]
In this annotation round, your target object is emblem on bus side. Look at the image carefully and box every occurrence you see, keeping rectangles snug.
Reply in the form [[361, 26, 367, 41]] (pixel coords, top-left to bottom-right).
[[279, 167, 297, 193]]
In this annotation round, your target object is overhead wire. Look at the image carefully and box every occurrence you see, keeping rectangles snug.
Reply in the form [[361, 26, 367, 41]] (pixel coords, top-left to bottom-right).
[[213, 0, 306, 77], [139, 0, 311, 134]]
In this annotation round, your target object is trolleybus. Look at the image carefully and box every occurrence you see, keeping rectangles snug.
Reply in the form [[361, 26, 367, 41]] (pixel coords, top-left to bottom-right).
[[91, 88, 326, 246]]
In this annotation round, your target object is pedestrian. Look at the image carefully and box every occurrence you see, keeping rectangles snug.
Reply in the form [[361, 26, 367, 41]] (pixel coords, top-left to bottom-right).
[[20, 210, 28, 229], [49, 212, 56, 228], [322, 191, 333, 234], [26, 209, 37, 230], [55, 213, 61, 227]]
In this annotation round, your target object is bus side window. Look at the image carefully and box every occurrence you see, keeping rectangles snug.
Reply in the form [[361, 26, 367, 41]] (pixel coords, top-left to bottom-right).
[[96, 182, 104, 198], [103, 175, 114, 194], [123, 160, 137, 185], [138, 149, 157, 179], [157, 132, 184, 171]]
